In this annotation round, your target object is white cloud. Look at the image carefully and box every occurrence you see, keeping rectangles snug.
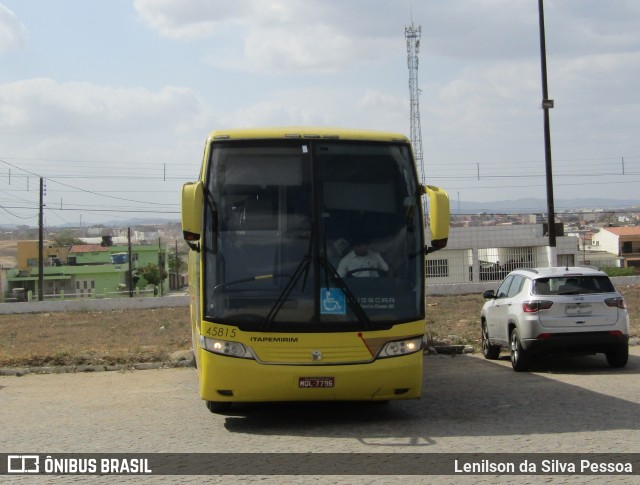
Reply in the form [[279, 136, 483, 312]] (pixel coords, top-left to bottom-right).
[[354, 89, 407, 130], [552, 51, 640, 105], [1, 0, 639, 225], [428, 61, 539, 133], [134, 0, 399, 73], [0, 3, 28, 54], [223, 101, 323, 128], [545, 0, 640, 57], [356, 89, 405, 112], [418, 0, 640, 65], [133, 0, 253, 40], [0, 78, 206, 134], [0, 78, 210, 175]]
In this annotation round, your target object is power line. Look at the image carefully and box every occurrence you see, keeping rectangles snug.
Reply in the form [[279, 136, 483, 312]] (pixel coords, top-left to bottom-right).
[[0, 159, 184, 207], [3, 154, 639, 182], [0, 204, 37, 220]]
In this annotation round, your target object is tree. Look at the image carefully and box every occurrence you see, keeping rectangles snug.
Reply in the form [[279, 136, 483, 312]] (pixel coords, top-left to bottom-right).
[[51, 229, 83, 247], [139, 263, 168, 287], [168, 247, 185, 274]]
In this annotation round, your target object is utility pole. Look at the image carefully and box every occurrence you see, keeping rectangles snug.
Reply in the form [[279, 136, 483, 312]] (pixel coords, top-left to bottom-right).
[[128, 227, 133, 297], [174, 240, 179, 274], [38, 177, 44, 301], [538, 0, 557, 266], [158, 237, 164, 297]]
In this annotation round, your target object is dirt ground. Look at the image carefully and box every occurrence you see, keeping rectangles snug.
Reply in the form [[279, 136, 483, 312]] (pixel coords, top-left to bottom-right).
[[0, 306, 191, 367]]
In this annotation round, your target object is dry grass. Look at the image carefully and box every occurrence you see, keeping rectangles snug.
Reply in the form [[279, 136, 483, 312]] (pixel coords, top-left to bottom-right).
[[1, 285, 638, 367], [426, 293, 487, 348], [0, 307, 191, 367]]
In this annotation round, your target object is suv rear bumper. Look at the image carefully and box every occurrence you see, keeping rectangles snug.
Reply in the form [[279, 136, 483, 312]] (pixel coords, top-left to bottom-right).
[[522, 332, 629, 355]]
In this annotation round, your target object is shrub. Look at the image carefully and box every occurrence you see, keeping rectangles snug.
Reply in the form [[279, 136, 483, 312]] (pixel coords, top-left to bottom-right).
[[601, 266, 637, 277]]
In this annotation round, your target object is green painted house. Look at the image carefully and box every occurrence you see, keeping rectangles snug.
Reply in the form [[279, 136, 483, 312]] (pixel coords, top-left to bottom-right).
[[6, 243, 168, 301]]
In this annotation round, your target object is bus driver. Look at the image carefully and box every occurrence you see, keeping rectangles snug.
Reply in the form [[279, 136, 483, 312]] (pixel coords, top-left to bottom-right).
[[337, 236, 388, 278]]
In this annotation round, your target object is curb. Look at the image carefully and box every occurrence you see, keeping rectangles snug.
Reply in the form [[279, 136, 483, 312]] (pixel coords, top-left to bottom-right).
[[0, 358, 195, 377], [426, 345, 475, 355], [2, 341, 638, 376]]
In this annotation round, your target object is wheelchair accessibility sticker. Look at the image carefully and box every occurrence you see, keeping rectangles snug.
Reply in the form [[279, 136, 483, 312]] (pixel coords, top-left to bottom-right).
[[321, 288, 346, 315]]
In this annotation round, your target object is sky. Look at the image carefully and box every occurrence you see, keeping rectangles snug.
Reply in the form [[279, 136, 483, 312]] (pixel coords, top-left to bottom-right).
[[1, 0, 639, 227]]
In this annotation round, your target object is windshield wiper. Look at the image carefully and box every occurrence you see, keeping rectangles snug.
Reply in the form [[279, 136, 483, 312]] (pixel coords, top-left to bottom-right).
[[262, 237, 313, 330]]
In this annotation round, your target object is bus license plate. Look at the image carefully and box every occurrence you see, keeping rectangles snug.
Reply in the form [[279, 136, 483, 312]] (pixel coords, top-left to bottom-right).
[[299, 377, 334, 388]]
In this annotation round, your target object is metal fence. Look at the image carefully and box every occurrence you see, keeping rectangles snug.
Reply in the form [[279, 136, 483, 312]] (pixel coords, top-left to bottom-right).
[[6, 287, 158, 303]]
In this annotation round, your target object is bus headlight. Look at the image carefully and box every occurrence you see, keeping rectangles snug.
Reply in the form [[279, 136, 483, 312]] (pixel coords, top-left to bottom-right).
[[377, 337, 423, 359], [199, 335, 254, 360]]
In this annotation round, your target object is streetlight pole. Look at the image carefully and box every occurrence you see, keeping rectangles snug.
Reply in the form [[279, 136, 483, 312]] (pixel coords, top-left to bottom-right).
[[538, 0, 557, 266]]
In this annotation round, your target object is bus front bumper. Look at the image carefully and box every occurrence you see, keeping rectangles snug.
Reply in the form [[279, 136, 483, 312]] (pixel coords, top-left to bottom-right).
[[196, 348, 423, 403]]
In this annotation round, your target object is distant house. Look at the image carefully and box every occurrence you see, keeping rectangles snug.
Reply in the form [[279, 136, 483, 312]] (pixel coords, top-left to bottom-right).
[[16, 240, 69, 271], [67, 244, 111, 265], [592, 227, 640, 269], [6, 242, 167, 301]]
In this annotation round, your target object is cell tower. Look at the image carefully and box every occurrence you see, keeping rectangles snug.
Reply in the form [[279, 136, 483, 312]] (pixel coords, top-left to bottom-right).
[[405, 22, 424, 184]]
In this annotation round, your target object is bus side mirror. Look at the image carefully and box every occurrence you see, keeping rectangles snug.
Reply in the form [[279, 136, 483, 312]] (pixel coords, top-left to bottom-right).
[[422, 185, 450, 254], [182, 181, 204, 251]]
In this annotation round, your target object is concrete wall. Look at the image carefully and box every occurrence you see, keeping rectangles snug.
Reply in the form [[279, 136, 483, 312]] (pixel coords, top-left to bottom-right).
[[0, 295, 189, 315]]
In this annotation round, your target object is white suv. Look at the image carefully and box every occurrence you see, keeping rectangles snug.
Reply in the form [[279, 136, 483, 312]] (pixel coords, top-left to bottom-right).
[[481, 266, 630, 371]]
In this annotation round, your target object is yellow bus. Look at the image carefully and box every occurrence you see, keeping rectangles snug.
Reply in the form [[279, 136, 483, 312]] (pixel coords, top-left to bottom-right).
[[181, 127, 449, 413]]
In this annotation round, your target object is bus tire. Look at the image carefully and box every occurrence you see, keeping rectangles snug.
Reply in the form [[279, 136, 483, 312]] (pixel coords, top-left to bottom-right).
[[206, 401, 231, 413]]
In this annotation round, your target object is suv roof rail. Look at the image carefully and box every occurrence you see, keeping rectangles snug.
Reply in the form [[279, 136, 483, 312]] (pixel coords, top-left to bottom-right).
[[518, 268, 538, 274]]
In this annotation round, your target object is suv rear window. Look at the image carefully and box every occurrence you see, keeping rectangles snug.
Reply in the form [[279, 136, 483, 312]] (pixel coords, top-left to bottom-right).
[[532, 276, 615, 295]]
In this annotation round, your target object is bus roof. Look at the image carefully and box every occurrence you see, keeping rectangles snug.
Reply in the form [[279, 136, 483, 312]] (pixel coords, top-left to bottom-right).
[[206, 127, 410, 144]]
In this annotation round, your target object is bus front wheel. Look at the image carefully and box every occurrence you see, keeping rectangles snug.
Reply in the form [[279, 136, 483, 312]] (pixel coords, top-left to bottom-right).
[[206, 401, 232, 414]]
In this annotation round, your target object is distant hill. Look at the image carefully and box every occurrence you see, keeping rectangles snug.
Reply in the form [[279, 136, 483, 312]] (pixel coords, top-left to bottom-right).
[[99, 217, 180, 228], [451, 198, 640, 214]]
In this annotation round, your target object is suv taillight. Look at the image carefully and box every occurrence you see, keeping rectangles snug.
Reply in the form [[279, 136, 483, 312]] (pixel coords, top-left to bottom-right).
[[605, 297, 626, 309], [522, 300, 553, 313]]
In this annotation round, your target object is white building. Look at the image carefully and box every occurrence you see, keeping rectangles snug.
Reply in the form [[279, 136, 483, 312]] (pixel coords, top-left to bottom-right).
[[426, 224, 579, 285]]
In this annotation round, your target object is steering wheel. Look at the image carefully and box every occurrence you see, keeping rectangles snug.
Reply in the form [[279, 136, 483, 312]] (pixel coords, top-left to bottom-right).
[[346, 268, 387, 278]]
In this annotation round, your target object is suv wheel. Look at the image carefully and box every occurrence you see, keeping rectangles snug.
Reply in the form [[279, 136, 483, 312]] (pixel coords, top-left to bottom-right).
[[481, 322, 501, 360], [606, 345, 629, 368], [510, 328, 531, 372]]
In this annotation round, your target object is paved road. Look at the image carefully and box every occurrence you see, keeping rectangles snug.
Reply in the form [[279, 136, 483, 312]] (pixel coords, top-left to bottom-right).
[[2, 348, 640, 484]]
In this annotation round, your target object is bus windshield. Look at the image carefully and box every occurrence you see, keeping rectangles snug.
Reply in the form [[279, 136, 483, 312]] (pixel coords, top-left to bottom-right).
[[203, 139, 424, 332]]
